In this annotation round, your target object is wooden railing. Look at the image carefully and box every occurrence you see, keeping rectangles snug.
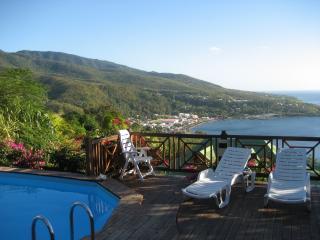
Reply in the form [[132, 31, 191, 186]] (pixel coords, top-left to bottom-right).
[[86, 131, 320, 178], [85, 135, 120, 176]]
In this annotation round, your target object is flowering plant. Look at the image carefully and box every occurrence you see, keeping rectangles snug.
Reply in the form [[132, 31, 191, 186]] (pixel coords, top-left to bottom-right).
[[112, 118, 121, 126], [125, 119, 131, 126], [5, 140, 45, 169]]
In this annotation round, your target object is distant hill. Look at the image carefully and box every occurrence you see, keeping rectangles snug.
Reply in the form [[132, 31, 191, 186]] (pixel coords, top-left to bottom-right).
[[1, 50, 319, 117]]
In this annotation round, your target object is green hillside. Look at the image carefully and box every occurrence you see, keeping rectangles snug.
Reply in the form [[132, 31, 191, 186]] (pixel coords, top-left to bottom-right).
[[1, 50, 319, 117]]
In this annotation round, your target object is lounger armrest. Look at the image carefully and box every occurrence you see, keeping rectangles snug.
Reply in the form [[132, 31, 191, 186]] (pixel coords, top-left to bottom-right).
[[121, 150, 138, 155], [243, 169, 256, 192], [266, 171, 275, 194], [136, 147, 151, 151], [230, 172, 243, 185], [136, 147, 150, 157], [305, 172, 310, 181], [198, 168, 214, 181], [268, 172, 275, 181], [306, 172, 311, 195]]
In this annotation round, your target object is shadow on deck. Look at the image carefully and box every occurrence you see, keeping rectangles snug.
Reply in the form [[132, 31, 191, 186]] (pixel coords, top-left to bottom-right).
[[98, 175, 320, 240]]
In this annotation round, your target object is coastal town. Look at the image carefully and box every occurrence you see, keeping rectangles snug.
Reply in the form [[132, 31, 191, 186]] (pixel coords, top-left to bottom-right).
[[129, 113, 216, 132], [128, 112, 284, 133]]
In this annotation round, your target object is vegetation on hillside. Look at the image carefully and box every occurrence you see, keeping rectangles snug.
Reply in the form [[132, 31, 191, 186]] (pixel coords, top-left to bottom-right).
[[0, 68, 128, 172], [1, 50, 319, 118]]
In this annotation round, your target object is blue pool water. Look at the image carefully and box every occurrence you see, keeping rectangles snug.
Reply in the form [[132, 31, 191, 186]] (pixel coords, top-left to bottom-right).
[[0, 172, 119, 240]]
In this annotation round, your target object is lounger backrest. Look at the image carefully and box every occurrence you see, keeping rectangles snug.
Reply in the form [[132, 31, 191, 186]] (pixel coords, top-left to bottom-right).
[[119, 129, 136, 157], [214, 147, 251, 182], [274, 148, 307, 181]]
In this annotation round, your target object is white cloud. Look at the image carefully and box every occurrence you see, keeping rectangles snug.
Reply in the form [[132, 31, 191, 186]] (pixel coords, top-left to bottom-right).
[[209, 46, 222, 54]]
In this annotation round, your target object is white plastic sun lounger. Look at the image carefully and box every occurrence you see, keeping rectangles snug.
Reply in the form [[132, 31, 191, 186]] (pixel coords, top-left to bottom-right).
[[182, 147, 255, 208], [119, 129, 154, 181], [264, 148, 311, 211]]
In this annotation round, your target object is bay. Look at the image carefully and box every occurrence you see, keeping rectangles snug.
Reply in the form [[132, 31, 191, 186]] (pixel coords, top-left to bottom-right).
[[191, 116, 320, 137], [192, 91, 320, 136]]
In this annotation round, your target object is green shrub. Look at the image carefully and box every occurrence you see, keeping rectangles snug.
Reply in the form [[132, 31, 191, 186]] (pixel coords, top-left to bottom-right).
[[50, 147, 86, 173]]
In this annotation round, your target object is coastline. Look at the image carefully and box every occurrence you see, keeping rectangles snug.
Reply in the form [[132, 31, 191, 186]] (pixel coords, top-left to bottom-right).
[[185, 118, 216, 132], [188, 113, 281, 132]]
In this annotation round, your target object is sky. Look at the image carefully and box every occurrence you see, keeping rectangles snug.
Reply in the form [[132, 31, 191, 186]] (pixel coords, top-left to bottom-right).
[[1, 0, 320, 91]]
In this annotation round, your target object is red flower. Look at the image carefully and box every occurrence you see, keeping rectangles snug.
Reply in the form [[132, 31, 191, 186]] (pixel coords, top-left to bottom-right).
[[125, 119, 131, 126], [112, 118, 121, 126]]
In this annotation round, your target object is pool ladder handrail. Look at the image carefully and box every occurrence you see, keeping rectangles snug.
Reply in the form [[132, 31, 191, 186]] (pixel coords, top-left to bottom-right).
[[70, 201, 95, 240], [31, 215, 55, 240]]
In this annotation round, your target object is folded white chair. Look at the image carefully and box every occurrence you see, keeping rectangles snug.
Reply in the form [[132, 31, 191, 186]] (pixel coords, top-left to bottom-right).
[[119, 129, 154, 181], [182, 147, 254, 208], [264, 148, 311, 211]]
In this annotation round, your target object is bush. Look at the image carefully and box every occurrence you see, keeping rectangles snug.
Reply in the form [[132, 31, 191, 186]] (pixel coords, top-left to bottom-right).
[[50, 147, 86, 173], [0, 142, 10, 166], [4, 140, 45, 169]]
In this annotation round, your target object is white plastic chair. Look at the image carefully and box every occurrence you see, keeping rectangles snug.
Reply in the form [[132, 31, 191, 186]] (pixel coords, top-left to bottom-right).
[[182, 147, 255, 208], [119, 129, 154, 181], [264, 148, 311, 211]]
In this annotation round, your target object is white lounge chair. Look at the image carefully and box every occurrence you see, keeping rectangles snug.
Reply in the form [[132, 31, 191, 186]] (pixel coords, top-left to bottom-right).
[[182, 147, 255, 208], [119, 129, 154, 181], [264, 148, 311, 211]]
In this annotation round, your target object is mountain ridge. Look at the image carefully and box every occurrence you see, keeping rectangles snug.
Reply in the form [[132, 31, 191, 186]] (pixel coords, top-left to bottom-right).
[[0, 49, 319, 117]]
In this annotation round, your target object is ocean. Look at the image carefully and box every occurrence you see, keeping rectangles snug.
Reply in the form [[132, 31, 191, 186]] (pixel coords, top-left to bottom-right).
[[192, 91, 320, 136], [272, 91, 320, 105]]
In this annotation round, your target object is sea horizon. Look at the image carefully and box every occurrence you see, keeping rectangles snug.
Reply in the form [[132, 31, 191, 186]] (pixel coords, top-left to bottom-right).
[[270, 90, 320, 105]]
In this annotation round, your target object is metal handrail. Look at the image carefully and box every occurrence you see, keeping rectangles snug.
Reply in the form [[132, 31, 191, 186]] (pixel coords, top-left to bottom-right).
[[31, 215, 55, 240], [69, 201, 95, 240]]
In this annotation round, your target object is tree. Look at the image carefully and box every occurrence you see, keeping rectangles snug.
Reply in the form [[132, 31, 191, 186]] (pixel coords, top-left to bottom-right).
[[0, 68, 54, 149]]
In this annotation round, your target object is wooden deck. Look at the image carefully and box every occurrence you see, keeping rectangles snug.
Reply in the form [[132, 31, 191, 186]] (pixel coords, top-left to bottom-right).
[[98, 175, 320, 240]]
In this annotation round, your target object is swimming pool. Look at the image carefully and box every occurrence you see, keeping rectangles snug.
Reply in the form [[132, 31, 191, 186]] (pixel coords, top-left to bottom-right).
[[0, 172, 119, 240]]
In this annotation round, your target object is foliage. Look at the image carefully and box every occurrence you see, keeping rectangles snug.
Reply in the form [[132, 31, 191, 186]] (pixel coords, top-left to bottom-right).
[[4, 140, 45, 169], [0, 67, 128, 172], [49, 147, 86, 173], [0, 68, 46, 109], [0, 69, 55, 150], [84, 105, 129, 136], [1, 50, 319, 118], [51, 113, 85, 142], [0, 142, 10, 166]]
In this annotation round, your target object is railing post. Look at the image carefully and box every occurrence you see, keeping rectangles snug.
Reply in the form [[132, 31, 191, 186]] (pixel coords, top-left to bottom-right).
[[173, 135, 176, 170], [210, 137, 213, 167], [85, 137, 92, 176], [218, 130, 228, 161], [221, 130, 228, 140], [168, 136, 171, 169]]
